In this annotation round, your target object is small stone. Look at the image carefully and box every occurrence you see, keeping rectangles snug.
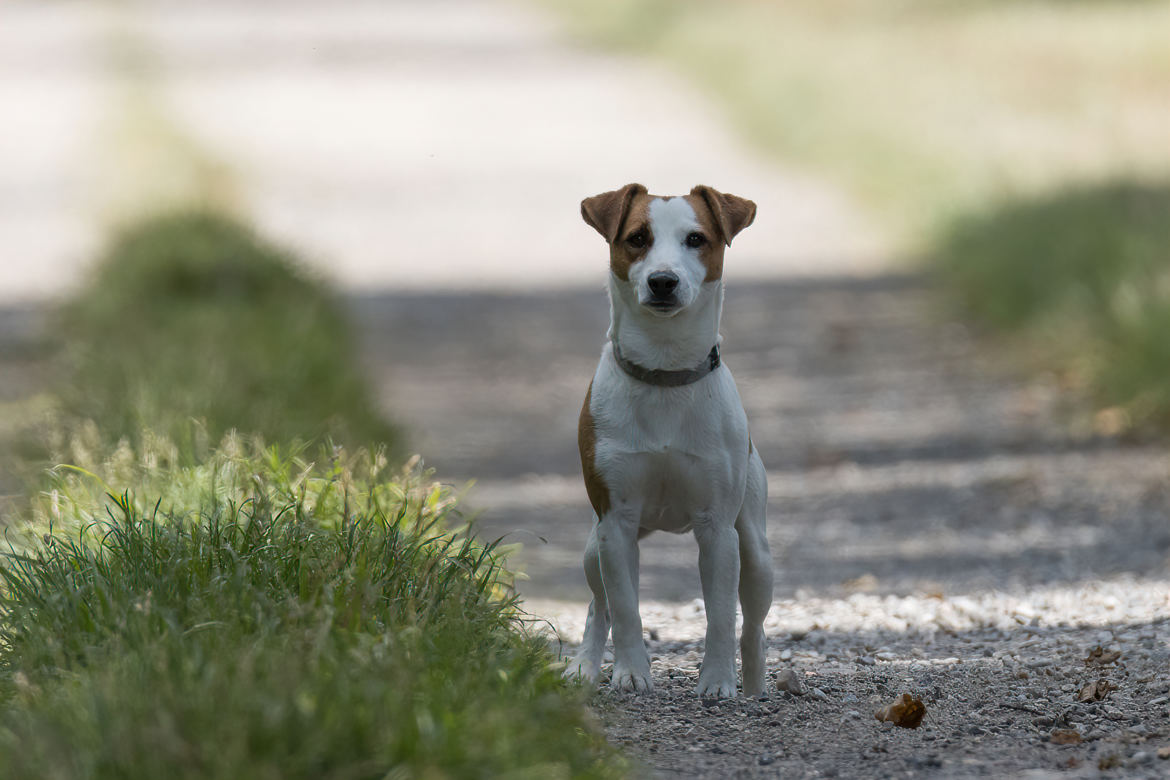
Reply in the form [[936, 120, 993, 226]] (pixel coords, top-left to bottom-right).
[[810, 687, 829, 701], [856, 656, 876, 666], [775, 669, 805, 696], [1149, 696, 1168, 706], [758, 754, 775, 766], [779, 648, 792, 661], [1130, 751, 1153, 766], [845, 709, 862, 719], [1157, 746, 1170, 760]]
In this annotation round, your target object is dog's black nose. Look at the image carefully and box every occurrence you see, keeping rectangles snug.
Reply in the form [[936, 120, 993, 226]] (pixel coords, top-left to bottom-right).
[[647, 272, 680, 299]]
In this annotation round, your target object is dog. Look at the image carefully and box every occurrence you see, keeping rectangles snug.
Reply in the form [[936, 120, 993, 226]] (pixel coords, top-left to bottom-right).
[[566, 183, 773, 698]]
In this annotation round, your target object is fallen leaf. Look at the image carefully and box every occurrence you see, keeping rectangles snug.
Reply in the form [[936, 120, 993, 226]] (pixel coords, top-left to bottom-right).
[[874, 693, 926, 729], [1084, 646, 1121, 667], [1078, 679, 1115, 702], [1051, 729, 1083, 745], [1092, 407, 1128, 436], [1098, 754, 1122, 770]]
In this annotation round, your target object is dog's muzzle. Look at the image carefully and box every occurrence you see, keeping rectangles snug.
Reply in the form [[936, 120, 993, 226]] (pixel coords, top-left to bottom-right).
[[645, 271, 680, 311]]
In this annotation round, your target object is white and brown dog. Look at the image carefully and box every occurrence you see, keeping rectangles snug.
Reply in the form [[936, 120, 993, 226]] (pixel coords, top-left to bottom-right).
[[567, 183, 773, 698]]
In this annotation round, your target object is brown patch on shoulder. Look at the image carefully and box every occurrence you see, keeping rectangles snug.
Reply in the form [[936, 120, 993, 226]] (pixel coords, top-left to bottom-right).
[[578, 382, 610, 517]]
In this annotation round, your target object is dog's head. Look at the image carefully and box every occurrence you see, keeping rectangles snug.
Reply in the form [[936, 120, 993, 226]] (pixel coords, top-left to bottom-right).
[[581, 184, 756, 316]]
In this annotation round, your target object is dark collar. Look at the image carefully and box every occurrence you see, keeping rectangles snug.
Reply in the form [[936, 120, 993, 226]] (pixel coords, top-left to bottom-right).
[[612, 341, 721, 387]]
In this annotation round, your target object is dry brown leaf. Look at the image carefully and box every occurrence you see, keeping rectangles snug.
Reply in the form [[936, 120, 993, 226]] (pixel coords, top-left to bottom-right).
[[874, 693, 926, 729], [1078, 679, 1115, 702], [1051, 729, 1083, 745], [1092, 407, 1128, 436], [1098, 754, 1122, 770], [1084, 646, 1121, 667]]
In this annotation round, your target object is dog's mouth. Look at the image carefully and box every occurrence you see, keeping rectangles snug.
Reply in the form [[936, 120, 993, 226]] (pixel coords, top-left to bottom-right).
[[642, 299, 682, 317]]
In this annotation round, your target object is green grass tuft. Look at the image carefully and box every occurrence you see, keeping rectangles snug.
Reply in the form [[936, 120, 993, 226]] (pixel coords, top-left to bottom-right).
[[935, 181, 1170, 427], [54, 210, 396, 456], [0, 440, 625, 780]]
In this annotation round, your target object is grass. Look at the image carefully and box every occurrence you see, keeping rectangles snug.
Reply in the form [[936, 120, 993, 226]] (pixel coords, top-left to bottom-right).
[[935, 181, 1170, 429], [535, 0, 1170, 245], [0, 438, 625, 780], [52, 210, 396, 457]]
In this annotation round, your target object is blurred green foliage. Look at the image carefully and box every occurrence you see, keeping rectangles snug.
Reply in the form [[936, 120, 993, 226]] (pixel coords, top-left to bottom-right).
[[936, 182, 1170, 427], [537, 0, 1170, 243], [0, 439, 625, 780], [55, 211, 396, 456]]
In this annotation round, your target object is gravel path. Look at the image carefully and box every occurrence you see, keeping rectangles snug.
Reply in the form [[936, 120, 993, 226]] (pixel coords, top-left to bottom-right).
[[355, 275, 1170, 779]]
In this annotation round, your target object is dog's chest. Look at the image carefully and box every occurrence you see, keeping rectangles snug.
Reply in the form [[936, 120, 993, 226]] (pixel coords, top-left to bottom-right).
[[589, 359, 749, 532]]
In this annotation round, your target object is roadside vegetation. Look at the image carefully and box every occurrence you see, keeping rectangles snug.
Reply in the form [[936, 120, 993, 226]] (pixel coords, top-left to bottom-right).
[[537, 0, 1170, 428], [0, 440, 623, 779], [52, 210, 396, 457], [936, 182, 1170, 430], [0, 210, 629, 778]]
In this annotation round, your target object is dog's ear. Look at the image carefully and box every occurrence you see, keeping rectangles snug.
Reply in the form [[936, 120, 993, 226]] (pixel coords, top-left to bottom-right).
[[581, 183, 647, 244], [691, 185, 756, 246]]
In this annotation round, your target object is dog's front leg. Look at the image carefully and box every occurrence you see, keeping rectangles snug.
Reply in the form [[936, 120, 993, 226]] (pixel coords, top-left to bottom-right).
[[598, 509, 652, 692], [695, 519, 740, 698]]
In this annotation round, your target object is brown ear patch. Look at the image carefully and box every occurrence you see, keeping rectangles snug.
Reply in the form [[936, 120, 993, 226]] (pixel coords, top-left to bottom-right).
[[681, 193, 728, 282], [581, 183, 648, 244], [690, 185, 756, 247], [607, 194, 654, 281], [578, 382, 610, 518]]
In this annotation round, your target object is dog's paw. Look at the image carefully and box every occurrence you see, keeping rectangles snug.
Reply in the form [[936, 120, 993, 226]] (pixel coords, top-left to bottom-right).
[[611, 663, 654, 693], [562, 657, 602, 685], [696, 673, 738, 699]]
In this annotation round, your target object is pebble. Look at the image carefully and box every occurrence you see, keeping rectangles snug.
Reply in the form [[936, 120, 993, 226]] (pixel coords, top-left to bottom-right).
[[810, 687, 829, 701], [775, 669, 806, 696]]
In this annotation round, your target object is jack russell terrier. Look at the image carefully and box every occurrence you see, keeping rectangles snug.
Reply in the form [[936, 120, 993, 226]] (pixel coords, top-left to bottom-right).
[[566, 183, 773, 698]]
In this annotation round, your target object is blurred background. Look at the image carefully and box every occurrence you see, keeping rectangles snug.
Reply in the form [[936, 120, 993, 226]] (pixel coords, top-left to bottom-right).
[[1, 0, 1169, 616]]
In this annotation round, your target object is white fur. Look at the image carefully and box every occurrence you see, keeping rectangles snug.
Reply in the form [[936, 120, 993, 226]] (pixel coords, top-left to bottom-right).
[[566, 197, 774, 698]]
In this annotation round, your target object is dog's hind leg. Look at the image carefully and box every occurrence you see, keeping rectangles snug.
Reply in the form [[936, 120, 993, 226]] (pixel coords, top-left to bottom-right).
[[736, 450, 773, 696], [565, 519, 610, 684]]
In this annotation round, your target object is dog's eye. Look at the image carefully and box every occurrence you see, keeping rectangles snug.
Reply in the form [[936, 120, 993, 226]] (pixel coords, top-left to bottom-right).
[[685, 232, 707, 249], [625, 230, 649, 249]]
